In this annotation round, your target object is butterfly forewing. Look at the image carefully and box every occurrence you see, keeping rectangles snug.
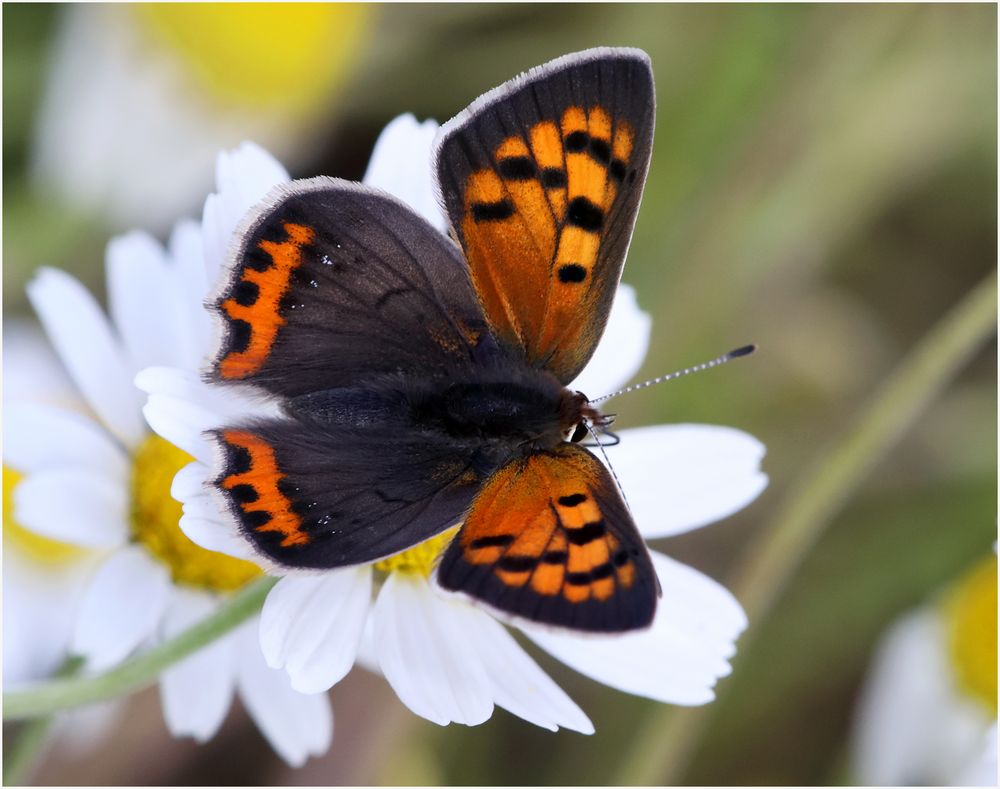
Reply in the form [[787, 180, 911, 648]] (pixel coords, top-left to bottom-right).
[[436, 444, 658, 632], [434, 48, 655, 384], [210, 178, 495, 398]]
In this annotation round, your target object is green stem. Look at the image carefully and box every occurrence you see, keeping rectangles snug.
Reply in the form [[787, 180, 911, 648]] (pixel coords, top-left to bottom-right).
[[3, 576, 276, 721], [2, 657, 84, 786], [618, 269, 997, 785]]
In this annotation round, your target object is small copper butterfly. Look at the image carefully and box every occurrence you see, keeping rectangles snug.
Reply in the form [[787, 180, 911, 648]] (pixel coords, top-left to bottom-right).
[[208, 48, 659, 632]]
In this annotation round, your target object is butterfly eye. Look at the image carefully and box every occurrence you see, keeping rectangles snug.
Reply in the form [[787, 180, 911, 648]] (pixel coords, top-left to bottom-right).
[[570, 422, 588, 443]]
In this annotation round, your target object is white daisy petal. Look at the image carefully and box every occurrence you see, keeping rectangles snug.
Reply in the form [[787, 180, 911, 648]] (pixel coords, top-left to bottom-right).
[[850, 609, 992, 785], [168, 219, 214, 361], [570, 284, 652, 397], [363, 114, 444, 232], [468, 610, 593, 734], [374, 574, 493, 726], [650, 551, 747, 643], [354, 615, 381, 676], [178, 513, 255, 562], [27, 267, 145, 447], [136, 365, 279, 422], [260, 569, 371, 694], [235, 623, 333, 768], [14, 469, 129, 548], [523, 552, 744, 706], [957, 723, 998, 787], [171, 461, 209, 501], [3, 318, 76, 403], [203, 142, 289, 281], [106, 231, 195, 370], [159, 588, 235, 742], [3, 403, 128, 478], [73, 546, 171, 670], [142, 394, 219, 463], [603, 424, 767, 539]]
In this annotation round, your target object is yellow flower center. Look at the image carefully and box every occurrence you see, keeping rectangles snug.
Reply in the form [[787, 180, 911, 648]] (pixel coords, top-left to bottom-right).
[[374, 528, 459, 578], [3, 467, 84, 565], [134, 3, 370, 115], [945, 555, 997, 714], [131, 435, 260, 592]]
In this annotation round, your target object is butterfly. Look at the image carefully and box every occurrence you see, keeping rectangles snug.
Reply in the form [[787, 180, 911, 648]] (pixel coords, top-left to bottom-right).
[[207, 47, 658, 632]]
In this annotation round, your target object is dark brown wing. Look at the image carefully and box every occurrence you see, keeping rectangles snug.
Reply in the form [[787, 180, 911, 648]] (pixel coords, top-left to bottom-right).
[[209, 177, 496, 397]]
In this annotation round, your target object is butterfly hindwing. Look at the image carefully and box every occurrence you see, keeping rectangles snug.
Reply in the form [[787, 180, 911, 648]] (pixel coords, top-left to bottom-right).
[[436, 443, 658, 632], [434, 47, 655, 383], [210, 407, 513, 569], [210, 177, 495, 397]]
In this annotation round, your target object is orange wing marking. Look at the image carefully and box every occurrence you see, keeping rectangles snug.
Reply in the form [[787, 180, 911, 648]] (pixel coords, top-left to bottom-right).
[[218, 222, 316, 380], [458, 107, 634, 371], [219, 429, 309, 547], [459, 451, 636, 604]]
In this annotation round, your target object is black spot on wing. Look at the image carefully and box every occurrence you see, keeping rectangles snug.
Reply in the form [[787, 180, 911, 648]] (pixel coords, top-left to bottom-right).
[[470, 534, 515, 550], [224, 443, 252, 475], [244, 246, 273, 273], [566, 197, 604, 232], [558, 264, 588, 284], [541, 168, 568, 189], [565, 130, 588, 152], [498, 555, 539, 573], [558, 493, 588, 506], [498, 156, 537, 180], [472, 200, 516, 222], [229, 484, 259, 504], [590, 562, 614, 581], [589, 137, 611, 164], [232, 280, 259, 307], [226, 318, 252, 354], [243, 510, 272, 528], [565, 520, 606, 546]]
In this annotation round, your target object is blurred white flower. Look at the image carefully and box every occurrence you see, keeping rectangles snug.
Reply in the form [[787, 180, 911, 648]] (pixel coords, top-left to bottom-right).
[[6, 151, 333, 767], [851, 553, 997, 786], [32, 4, 370, 230], [139, 117, 769, 731], [3, 321, 94, 687]]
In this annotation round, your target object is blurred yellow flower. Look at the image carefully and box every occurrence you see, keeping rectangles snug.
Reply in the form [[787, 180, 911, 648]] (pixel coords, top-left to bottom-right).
[[134, 3, 370, 115], [946, 555, 997, 715]]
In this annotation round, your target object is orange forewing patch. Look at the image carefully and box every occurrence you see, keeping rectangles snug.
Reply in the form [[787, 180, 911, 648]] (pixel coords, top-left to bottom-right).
[[460, 106, 634, 378], [219, 429, 309, 548], [218, 222, 315, 380]]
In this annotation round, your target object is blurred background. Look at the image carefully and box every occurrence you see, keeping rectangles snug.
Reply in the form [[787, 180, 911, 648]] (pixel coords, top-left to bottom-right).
[[3, 3, 996, 785]]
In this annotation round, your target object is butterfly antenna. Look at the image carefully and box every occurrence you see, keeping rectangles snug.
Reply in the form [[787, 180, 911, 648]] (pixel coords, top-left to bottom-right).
[[589, 344, 757, 405], [584, 420, 631, 512]]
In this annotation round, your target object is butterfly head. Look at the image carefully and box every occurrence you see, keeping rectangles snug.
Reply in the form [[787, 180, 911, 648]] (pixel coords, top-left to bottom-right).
[[559, 389, 614, 444]]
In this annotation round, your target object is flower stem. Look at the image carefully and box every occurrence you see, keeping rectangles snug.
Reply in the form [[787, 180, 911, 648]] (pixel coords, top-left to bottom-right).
[[618, 268, 998, 785], [2, 657, 84, 785], [3, 576, 276, 721]]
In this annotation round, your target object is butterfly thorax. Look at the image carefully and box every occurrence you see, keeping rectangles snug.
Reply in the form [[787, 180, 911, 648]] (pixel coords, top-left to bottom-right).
[[286, 364, 599, 455]]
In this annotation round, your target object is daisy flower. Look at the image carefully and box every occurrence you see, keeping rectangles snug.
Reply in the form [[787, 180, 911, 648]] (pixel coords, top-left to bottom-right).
[[3, 321, 96, 687], [139, 115, 768, 731], [5, 154, 332, 767], [33, 4, 369, 230], [851, 551, 997, 786]]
